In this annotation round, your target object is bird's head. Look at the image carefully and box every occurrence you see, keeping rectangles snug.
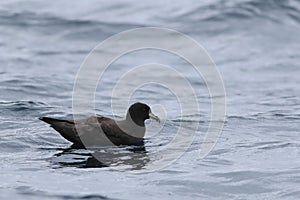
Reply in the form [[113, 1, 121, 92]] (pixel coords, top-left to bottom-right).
[[126, 102, 160, 126]]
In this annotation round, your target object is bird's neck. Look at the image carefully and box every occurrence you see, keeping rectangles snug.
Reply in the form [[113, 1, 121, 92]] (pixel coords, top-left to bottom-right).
[[126, 112, 145, 127], [116, 115, 146, 138]]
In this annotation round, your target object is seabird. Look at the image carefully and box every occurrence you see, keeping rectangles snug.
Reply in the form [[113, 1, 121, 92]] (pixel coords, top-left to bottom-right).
[[40, 102, 160, 148]]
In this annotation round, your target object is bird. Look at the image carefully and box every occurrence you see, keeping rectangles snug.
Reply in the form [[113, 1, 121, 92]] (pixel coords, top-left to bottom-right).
[[39, 102, 160, 148]]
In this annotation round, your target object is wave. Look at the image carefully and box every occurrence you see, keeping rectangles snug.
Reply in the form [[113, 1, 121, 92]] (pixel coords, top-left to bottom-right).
[[1, 0, 299, 32], [17, 186, 112, 200], [0, 9, 141, 30], [0, 10, 95, 27], [228, 111, 300, 121], [172, 0, 300, 24], [0, 100, 47, 111]]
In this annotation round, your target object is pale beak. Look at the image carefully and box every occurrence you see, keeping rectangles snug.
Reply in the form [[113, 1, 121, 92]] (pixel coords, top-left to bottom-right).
[[149, 110, 160, 123]]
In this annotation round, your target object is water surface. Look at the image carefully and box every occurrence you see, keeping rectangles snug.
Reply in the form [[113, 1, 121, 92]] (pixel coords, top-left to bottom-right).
[[0, 0, 300, 199]]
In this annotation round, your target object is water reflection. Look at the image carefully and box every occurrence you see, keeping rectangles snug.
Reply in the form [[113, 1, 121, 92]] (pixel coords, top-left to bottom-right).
[[53, 144, 149, 170]]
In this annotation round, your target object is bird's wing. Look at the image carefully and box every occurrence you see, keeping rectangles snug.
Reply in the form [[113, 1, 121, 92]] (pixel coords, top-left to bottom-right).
[[100, 119, 144, 146]]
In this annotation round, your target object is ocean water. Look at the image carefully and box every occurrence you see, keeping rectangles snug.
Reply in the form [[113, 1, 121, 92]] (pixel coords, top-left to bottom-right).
[[1, 0, 300, 199]]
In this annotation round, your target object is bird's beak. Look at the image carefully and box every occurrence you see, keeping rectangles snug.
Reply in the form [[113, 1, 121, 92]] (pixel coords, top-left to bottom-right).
[[149, 110, 160, 123]]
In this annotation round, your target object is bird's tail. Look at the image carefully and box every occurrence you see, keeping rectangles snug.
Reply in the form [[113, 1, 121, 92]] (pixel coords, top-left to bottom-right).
[[39, 117, 73, 125]]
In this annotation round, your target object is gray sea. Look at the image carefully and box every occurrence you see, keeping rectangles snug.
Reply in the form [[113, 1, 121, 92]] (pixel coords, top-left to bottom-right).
[[0, 0, 300, 199]]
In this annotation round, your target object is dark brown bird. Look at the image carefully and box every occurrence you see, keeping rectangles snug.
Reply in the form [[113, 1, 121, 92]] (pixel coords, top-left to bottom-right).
[[39, 102, 160, 148]]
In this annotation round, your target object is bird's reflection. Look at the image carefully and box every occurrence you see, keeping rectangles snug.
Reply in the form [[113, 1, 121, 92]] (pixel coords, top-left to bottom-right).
[[53, 143, 149, 170]]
